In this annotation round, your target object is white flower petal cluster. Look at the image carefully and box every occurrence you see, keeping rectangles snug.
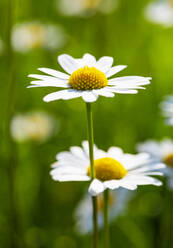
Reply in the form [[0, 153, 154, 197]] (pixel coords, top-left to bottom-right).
[[11, 111, 56, 142], [74, 188, 134, 234], [144, 1, 173, 27], [56, 0, 119, 17], [137, 139, 173, 189], [12, 22, 66, 52], [160, 95, 173, 125], [28, 53, 151, 103], [50, 141, 165, 196]]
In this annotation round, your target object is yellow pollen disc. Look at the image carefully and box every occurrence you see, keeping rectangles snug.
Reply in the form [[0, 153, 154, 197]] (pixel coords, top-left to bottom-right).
[[164, 153, 173, 167], [87, 157, 127, 181], [83, 0, 101, 9], [170, 0, 173, 7], [68, 66, 108, 91]]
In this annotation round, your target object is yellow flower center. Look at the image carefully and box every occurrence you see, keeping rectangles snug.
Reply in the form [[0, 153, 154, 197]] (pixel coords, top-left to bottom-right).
[[164, 153, 173, 167], [87, 157, 127, 181], [68, 66, 108, 90], [170, 0, 173, 8], [83, 0, 101, 9], [27, 24, 46, 48]]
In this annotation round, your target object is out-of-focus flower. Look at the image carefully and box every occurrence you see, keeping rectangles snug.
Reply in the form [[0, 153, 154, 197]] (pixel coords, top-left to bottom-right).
[[144, 0, 173, 27], [11, 111, 56, 142], [137, 139, 173, 189], [50, 141, 165, 196], [28, 53, 151, 103], [12, 22, 66, 52], [74, 188, 134, 234], [56, 0, 119, 17], [160, 95, 173, 125]]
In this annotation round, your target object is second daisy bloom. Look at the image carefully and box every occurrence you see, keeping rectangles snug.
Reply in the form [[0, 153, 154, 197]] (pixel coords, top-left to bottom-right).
[[50, 141, 165, 196]]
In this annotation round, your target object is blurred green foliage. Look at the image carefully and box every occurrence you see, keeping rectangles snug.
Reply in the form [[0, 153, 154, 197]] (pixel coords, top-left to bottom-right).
[[1, 0, 173, 247]]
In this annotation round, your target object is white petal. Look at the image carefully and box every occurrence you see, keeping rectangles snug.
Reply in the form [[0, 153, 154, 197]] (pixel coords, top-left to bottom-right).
[[104, 180, 121, 190], [29, 81, 69, 88], [125, 175, 162, 186], [56, 152, 87, 168], [104, 180, 137, 190], [130, 163, 166, 174], [119, 182, 137, 190], [38, 68, 70, 79], [82, 141, 89, 156], [142, 172, 164, 176], [109, 76, 151, 85], [88, 179, 105, 196], [83, 53, 96, 66], [52, 174, 90, 182], [28, 74, 66, 82], [108, 85, 145, 89], [82, 91, 98, 102], [70, 146, 88, 160], [106, 65, 127, 78], [43, 89, 82, 102], [93, 89, 114, 97], [96, 56, 113, 73], [58, 54, 79, 74], [108, 88, 138, 94], [51, 166, 85, 176]]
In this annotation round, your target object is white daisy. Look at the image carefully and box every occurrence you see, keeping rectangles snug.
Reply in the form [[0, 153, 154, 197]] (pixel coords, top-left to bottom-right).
[[50, 141, 165, 196], [160, 95, 173, 125], [144, 0, 173, 27], [11, 111, 57, 142], [56, 0, 119, 17], [137, 139, 173, 189], [12, 22, 66, 52], [74, 188, 134, 234], [28, 53, 151, 103]]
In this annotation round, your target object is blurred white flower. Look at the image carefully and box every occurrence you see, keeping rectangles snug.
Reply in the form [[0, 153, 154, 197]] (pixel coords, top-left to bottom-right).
[[50, 141, 165, 196], [56, 0, 119, 17], [137, 139, 173, 189], [74, 188, 134, 234], [12, 22, 66, 52], [28, 53, 151, 103], [160, 95, 173, 125], [11, 111, 56, 142], [144, 0, 173, 27]]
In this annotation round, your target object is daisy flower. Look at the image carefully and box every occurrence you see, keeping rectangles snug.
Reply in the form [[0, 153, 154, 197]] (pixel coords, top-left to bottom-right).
[[144, 0, 173, 27], [50, 141, 165, 196], [28, 53, 151, 103], [11, 111, 57, 142], [12, 22, 66, 52], [56, 0, 119, 17], [74, 188, 134, 234], [160, 95, 173, 125], [137, 139, 173, 189]]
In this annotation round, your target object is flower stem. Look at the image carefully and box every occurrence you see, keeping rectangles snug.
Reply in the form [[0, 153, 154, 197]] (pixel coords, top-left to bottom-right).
[[104, 189, 109, 248], [86, 102, 98, 248]]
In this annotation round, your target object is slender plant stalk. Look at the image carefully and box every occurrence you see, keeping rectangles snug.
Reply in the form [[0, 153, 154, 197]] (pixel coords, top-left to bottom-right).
[[104, 189, 109, 248], [3, 0, 20, 247], [86, 102, 98, 248]]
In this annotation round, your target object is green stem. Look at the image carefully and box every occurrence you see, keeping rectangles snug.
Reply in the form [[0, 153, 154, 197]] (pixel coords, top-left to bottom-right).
[[104, 189, 109, 248], [86, 102, 98, 248]]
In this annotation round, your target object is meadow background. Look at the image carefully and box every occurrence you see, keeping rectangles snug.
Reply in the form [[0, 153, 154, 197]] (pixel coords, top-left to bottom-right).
[[1, 0, 173, 247]]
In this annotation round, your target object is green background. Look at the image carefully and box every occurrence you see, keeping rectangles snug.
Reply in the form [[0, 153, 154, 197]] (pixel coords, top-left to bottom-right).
[[1, 0, 173, 247]]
